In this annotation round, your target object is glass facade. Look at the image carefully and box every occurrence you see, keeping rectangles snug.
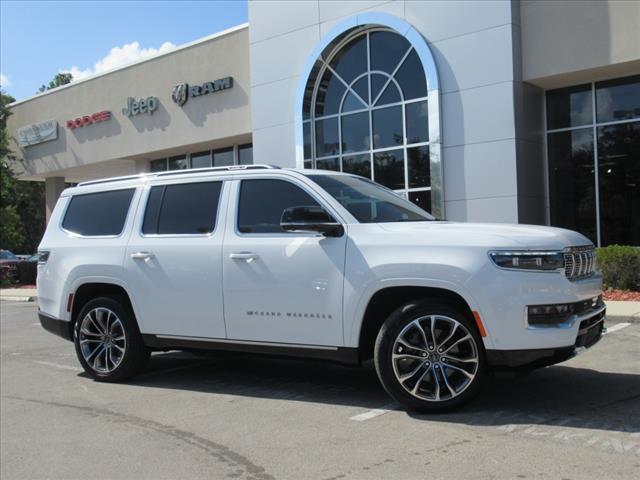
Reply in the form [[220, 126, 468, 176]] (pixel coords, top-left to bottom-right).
[[302, 29, 432, 212], [546, 75, 639, 246], [148, 144, 253, 172]]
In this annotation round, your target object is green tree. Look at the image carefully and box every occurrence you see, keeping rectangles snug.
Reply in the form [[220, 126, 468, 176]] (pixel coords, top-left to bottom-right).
[[0, 90, 24, 250], [1, 90, 46, 253], [38, 72, 72, 93]]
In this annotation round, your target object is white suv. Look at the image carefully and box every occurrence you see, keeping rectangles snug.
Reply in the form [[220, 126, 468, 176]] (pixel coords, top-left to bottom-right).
[[37, 165, 605, 411]]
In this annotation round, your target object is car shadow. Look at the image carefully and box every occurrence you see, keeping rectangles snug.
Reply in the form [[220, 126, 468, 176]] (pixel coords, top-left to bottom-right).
[[109, 351, 640, 434]]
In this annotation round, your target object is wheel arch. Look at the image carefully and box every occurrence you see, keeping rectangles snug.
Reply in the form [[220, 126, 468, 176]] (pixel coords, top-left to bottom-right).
[[356, 285, 486, 362], [71, 282, 138, 330]]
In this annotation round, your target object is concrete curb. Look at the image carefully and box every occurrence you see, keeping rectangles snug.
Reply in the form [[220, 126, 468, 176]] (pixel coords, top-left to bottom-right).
[[0, 295, 37, 302], [606, 314, 640, 324]]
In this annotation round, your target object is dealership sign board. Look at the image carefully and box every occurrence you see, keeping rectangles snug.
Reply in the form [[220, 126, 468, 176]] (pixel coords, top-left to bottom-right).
[[67, 110, 111, 129], [171, 77, 233, 106], [17, 119, 58, 147]]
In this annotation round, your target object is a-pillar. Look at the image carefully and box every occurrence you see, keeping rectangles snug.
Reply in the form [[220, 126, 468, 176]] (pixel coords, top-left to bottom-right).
[[45, 177, 65, 223]]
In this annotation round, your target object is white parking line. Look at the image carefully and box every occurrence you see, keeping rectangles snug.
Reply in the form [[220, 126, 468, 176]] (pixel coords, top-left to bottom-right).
[[604, 323, 631, 334], [32, 360, 82, 372], [349, 403, 397, 421]]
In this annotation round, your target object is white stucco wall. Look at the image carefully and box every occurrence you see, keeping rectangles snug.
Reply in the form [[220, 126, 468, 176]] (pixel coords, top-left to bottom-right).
[[248, 0, 522, 222]]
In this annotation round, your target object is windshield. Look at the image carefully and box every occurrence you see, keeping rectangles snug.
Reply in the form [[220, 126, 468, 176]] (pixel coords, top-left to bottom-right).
[[307, 174, 435, 223], [0, 250, 17, 260]]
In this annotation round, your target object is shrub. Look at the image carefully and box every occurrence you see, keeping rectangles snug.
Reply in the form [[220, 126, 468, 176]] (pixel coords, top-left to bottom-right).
[[596, 245, 640, 291], [16, 261, 37, 286]]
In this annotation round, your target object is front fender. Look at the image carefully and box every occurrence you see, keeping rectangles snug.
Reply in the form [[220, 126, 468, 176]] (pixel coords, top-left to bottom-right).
[[345, 277, 495, 350]]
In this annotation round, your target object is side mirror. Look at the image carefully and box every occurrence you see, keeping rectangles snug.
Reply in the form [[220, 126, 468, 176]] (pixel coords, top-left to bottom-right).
[[280, 206, 344, 237]]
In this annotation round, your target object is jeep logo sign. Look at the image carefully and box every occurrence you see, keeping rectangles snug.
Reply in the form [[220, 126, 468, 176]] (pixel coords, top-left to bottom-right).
[[122, 96, 158, 117], [171, 77, 233, 106]]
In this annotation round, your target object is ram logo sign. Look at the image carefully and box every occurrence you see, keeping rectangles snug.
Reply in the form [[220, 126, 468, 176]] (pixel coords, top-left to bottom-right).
[[171, 77, 233, 106], [171, 83, 188, 106]]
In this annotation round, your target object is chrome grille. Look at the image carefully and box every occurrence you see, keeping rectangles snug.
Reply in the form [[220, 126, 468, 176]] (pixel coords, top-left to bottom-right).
[[563, 246, 596, 281]]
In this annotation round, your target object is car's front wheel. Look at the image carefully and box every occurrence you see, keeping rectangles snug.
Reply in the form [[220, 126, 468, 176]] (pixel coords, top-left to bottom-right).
[[374, 300, 486, 412], [74, 296, 150, 381]]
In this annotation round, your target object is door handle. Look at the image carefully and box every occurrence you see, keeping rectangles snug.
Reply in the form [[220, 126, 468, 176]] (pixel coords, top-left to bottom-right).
[[131, 251, 155, 260], [229, 252, 259, 263]]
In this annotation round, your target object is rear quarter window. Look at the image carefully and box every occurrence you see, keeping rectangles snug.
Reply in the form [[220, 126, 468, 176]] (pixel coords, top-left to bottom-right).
[[62, 189, 135, 236]]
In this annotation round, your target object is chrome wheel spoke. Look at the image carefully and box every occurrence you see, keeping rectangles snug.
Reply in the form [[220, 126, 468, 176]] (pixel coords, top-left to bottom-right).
[[436, 323, 457, 351], [430, 368, 441, 401], [443, 334, 472, 354], [396, 338, 427, 355], [89, 343, 106, 363], [442, 362, 474, 379], [96, 309, 108, 334], [399, 361, 428, 382], [79, 307, 126, 374], [414, 321, 430, 350], [429, 316, 438, 349], [87, 312, 105, 335], [440, 368, 457, 397], [392, 314, 479, 403], [393, 352, 427, 361], [80, 328, 102, 337], [443, 354, 478, 364], [410, 368, 431, 395]]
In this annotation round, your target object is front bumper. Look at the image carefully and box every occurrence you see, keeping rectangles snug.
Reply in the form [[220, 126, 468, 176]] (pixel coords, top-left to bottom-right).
[[39, 311, 74, 342], [487, 304, 605, 369]]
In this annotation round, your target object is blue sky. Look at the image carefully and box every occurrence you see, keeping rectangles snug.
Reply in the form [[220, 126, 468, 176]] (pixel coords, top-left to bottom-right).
[[1, 0, 248, 101]]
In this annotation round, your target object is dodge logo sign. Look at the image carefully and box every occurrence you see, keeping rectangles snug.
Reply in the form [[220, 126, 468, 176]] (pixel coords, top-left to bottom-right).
[[172, 83, 188, 106], [66, 110, 111, 129], [171, 77, 233, 106]]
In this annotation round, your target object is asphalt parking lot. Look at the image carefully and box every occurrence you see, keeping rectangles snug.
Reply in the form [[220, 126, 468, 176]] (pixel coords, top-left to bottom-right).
[[1, 301, 638, 480]]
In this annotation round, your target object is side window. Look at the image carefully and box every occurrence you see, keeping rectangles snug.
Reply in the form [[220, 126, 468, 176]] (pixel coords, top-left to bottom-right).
[[62, 189, 135, 236], [142, 181, 222, 235], [238, 179, 321, 233]]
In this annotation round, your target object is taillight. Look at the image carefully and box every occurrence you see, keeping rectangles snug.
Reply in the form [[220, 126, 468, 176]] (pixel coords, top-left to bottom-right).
[[37, 251, 50, 265]]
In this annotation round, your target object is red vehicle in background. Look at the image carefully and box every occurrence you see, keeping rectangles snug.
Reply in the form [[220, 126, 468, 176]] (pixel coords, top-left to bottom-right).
[[0, 250, 20, 283]]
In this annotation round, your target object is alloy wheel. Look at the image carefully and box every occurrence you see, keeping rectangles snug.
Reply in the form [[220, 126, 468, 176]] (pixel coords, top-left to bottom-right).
[[391, 315, 479, 402], [78, 307, 126, 374]]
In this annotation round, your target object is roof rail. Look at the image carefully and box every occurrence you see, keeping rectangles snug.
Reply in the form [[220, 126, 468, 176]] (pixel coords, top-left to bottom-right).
[[78, 164, 281, 187]]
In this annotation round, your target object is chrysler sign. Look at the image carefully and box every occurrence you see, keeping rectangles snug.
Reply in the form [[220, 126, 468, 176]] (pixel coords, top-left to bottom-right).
[[17, 119, 58, 147], [171, 77, 233, 106]]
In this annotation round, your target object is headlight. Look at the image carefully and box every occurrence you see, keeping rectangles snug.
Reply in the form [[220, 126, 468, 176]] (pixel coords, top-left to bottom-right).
[[489, 251, 564, 271]]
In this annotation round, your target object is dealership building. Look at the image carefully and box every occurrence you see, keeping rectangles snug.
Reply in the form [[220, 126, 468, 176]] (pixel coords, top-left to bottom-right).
[[7, 0, 639, 246]]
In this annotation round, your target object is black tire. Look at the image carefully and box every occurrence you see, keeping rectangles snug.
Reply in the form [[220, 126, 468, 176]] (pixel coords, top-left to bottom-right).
[[374, 299, 486, 413], [74, 296, 150, 382]]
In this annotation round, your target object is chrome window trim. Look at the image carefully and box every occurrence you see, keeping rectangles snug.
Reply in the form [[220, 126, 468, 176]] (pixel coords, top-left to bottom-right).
[[232, 176, 346, 238], [137, 179, 226, 239], [59, 187, 138, 239], [294, 13, 443, 219]]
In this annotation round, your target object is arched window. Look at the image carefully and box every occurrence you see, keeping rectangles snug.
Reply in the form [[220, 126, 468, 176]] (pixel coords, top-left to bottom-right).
[[301, 28, 434, 212]]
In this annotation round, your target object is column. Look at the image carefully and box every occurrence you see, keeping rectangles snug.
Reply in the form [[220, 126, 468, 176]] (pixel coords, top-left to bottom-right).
[[45, 177, 66, 223]]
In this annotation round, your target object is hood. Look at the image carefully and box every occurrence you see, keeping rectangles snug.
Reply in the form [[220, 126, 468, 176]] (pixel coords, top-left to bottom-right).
[[377, 222, 593, 250]]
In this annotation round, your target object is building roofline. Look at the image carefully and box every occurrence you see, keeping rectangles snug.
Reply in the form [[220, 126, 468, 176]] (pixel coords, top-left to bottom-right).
[[8, 22, 249, 108]]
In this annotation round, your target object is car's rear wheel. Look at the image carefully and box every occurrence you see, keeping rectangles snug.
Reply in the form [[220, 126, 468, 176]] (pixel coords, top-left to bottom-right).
[[74, 296, 149, 381], [374, 299, 486, 412]]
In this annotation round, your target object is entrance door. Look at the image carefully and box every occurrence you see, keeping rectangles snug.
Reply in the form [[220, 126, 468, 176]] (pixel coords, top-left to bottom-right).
[[124, 180, 227, 338], [222, 178, 347, 346]]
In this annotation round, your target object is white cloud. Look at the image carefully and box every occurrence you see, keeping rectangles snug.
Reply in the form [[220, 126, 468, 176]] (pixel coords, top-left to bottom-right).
[[62, 41, 176, 81], [0, 73, 11, 87]]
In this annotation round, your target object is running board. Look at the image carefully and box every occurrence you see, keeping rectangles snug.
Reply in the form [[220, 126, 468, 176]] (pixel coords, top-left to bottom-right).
[[142, 334, 360, 365]]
